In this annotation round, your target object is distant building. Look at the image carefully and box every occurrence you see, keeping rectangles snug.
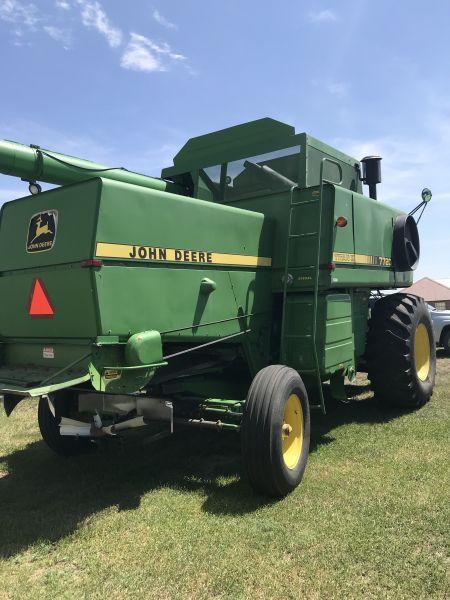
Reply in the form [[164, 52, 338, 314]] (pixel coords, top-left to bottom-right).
[[402, 277, 450, 310]]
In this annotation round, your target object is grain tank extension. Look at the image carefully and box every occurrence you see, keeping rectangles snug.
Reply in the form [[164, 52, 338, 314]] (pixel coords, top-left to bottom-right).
[[0, 119, 435, 496]]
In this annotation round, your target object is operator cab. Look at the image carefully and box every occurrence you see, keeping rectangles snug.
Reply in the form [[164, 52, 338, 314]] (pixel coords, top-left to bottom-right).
[[162, 118, 362, 204]]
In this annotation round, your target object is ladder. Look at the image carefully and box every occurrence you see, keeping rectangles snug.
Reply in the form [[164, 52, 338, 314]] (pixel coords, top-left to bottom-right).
[[280, 157, 343, 413]]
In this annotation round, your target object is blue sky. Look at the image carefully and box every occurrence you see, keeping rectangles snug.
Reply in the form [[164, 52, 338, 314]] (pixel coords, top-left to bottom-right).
[[0, 0, 449, 280]]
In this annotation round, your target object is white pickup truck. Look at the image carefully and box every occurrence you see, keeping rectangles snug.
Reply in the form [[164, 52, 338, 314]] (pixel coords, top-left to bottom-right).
[[428, 304, 450, 355]]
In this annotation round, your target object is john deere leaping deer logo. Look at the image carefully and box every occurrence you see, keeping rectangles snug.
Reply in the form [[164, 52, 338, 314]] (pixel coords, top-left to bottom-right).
[[26, 210, 58, 253]]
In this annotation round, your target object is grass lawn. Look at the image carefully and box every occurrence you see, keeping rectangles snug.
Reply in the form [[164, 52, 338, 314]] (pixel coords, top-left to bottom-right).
[[0, 354, 449, 599]]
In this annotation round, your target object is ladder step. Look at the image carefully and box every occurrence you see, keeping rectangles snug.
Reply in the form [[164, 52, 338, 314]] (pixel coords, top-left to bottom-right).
[[284, 265, 315, 270], [288, 232, 317, 238], [290, 199, 317, 207], [289, 264, 316, 271]]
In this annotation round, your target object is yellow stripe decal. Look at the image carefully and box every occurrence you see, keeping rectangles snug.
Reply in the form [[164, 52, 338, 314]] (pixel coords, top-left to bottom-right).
[[332, 252, 392, 267], [95, 242, 272, 268]]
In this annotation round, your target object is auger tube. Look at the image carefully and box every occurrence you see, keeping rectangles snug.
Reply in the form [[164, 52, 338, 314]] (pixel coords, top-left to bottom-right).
[[0, 139, 182, 194]]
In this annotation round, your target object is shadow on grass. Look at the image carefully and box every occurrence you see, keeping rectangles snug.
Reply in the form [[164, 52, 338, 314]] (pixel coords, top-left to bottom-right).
[[0, 381, 405, 558], [311, 383, 406, 452]]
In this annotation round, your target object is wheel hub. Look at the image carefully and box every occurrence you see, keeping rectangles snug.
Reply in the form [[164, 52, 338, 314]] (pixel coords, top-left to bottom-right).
[[281, 394, 303, 469], [414, 322, 431, 382]]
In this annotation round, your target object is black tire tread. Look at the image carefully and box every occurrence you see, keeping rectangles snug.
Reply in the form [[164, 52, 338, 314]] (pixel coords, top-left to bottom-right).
[[242, 365, 310, 497], [367, 293, 435, 408], [38, 394, 91, 457]]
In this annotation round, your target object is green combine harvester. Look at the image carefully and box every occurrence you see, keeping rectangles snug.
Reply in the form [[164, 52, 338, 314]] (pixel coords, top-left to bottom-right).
[[0, 119, 436, 496]]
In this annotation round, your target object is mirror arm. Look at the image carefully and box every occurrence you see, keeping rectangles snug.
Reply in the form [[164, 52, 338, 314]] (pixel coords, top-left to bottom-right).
[[409, 201, 428, 224], [415, 203, 427, 224], [409, 201, 425, 216]]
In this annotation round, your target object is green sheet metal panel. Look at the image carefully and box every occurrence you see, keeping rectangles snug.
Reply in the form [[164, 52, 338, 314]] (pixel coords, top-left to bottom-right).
[[331, 187, 354, 256], [330, 187, 412, 288], [0, 268, 98, 339], [323, 293, 354, 372], [93, 179, 273, 341], [229, 191, 291, 267], [95, 266, 250, 339], [2, 341, 91, 369], [283, 294, 314, 370], [0, 180, 101, 343], [352, 291, 370, 360], [232, 187, 333, 292], [0, 176, 273, 364], [231, 182, 409, 294], [282, 293, 354, 376], [0, 179, 100, 271], [227, 269, 273, 318], [200, 181, 411, 293], [303, 137, 362, 192], [95, 179, 273, 260], [353, 193, 396, 259]]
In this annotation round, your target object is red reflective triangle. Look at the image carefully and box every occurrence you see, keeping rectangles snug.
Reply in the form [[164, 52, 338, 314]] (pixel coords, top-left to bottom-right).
[[29, 278, 54, 317]]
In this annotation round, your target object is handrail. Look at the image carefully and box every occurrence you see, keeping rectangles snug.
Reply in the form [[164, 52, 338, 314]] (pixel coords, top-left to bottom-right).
[[312, 158, 343, 412], [280, 183, 299, 360]]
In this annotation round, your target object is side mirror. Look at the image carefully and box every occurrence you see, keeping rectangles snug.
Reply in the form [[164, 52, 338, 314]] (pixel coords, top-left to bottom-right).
[[421, 188, 432, 203]]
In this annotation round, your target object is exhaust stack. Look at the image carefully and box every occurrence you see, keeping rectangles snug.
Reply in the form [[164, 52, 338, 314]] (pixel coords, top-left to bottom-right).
[[361, 155, 382, 200]]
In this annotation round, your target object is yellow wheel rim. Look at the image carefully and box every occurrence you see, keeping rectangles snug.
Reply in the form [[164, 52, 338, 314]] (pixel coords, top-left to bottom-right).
[[414, 323, 431, 382], [282, 394, 303, 469]]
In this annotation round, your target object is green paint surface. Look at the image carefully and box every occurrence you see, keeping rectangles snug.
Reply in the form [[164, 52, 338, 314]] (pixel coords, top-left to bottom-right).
[[0, 118, 417, 399]]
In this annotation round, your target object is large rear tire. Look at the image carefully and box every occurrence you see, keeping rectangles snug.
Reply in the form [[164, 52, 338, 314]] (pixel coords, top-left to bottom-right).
[[38, 392, 92, 457], [367, 293, 436, 408], [241, 365, 310, 497]]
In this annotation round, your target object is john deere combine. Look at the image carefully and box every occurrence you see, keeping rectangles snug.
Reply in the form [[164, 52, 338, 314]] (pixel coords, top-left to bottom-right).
[[0, 119, 435, 496]]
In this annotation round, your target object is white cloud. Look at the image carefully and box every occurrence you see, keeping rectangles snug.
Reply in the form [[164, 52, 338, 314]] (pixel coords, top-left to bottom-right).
[[312, 78, 348, 99], [120, 32, 185, 73], [76, 0, 122, 47], [326, 81, 347, 98], [10, 27, 30, 45], [1, 1, 190, 73], [308, 9, 338, 23], [44, 25, 71, 48], [0, 0, 72, 47], [1, 0, 191, 74], [0, 0, 39, 28], [152, 8, 177, 30], [121, 34, 161, 72]]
